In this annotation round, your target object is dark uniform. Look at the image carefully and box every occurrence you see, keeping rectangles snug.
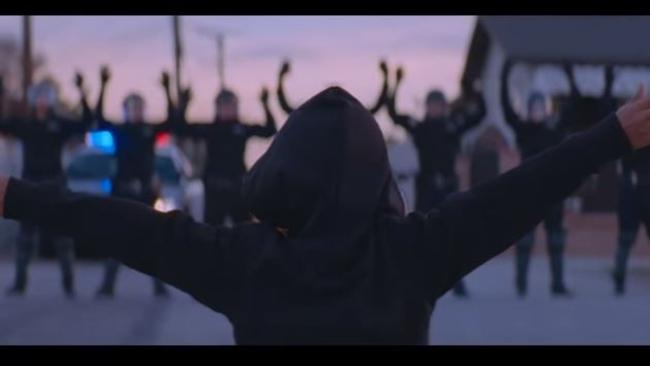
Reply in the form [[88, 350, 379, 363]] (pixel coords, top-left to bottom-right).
[[500, 61, 580, 296], [0, 95, 92, 297], [172, 91, 277, 226], [93, 82, 172, 297], [387, 74, 486, 297]]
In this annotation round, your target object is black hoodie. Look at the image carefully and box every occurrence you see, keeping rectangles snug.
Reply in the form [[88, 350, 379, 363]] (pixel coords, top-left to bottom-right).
[[2, 87, 631, 344]]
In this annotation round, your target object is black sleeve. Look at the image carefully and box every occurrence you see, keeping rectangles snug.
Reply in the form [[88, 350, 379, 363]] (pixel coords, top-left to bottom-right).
[[152, 121, 172, 134], [405, 114, 631, 300], [500, 62, 525, 136], [163, 83, 176, 124], [93, 116, 115, 131], [168, 120, 208, 138], [386, 82, 416, 135], [177, 95, 190, 124], [93, 80, 115, 131], [367, 69, 389, 115], [555, 64, 583, 134], [277, 71, 295, 115], [3, 178, 249, 313], [246, 99, 278, 138], [58, 118, 92, 138], [0, 118, 28, 138], [59, 88, 95, 137], [80, 89, 93, 125]]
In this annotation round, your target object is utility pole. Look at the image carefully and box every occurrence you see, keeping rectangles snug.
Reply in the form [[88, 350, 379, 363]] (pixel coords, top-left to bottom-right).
[[195, 25, 237, 92], [21, 15, 32, 116], [217, 33, 225, 90], [172, 15, 183, 102]]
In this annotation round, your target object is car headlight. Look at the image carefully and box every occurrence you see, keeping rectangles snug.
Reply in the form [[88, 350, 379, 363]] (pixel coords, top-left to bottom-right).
[[154, 198, 179, 212]]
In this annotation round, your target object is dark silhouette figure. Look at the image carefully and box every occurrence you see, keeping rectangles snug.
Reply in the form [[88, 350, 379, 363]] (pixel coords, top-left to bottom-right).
[[0, 73, 93, 298], [386, 65, 486, 298], [94, 66, 174, 299], [501, 60, 584, 297], [168, 80, 277, 226]]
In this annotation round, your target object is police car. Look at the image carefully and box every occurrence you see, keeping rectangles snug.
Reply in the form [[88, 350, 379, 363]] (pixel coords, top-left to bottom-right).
[[66, 130, 204, 222]]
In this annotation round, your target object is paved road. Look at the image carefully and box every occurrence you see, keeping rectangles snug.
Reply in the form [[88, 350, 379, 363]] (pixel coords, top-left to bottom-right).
[[0, 255, 650, 345]]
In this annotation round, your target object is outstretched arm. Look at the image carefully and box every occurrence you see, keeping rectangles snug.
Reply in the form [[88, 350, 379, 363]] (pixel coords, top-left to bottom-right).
[[367, 60, 389, 115], [0, 177, 247, 314], [57, 72, 96, 136], [75, 72, 93, 126], [178, 87, 192, 123], [500, 59, 525, 135], [94, 65, 114, 130], [277, 60, 295, 114], [160, 70, 176, 123], [410, 86, 650, 300], [386, 66, 416, 134], [246, 87, 277, 138], [0, 79, 25, 137], [563, 62, 581, 99], [152, 71, 183, 133], [557, 62, 584, 134]]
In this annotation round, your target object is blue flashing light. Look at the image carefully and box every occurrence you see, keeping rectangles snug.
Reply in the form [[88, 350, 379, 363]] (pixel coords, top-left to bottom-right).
[[100, 179, 112, 194], [87, 130, 116, 154]]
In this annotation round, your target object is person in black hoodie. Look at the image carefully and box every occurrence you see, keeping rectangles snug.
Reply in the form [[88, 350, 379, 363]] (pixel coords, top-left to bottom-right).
[[276, 59, 389, 116], [0, 84, 645, 344], [386, 65, 486, 298], [167, 82, 276, 226], [93, 66, 174, 298], [501, 60, 585, 297], [0, 73, 92, 298]]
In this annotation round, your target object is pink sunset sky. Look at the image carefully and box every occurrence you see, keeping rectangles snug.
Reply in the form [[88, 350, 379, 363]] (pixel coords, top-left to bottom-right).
[[0, 16, 476, 162], [0, 16, 475, 120]]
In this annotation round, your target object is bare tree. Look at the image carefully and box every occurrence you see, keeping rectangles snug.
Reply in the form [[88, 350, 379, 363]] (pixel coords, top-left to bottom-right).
[[0, 35, 47, 117]]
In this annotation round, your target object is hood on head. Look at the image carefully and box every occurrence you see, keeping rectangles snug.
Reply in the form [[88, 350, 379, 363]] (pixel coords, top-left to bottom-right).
[[243, 87, 404, 239]]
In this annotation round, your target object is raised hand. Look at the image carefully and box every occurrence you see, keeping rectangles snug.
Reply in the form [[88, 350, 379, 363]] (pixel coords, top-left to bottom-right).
[[260, 87, 270, 104], [74, 72, 84, 89], [395, 66, 404, 84], [100, 65, 111, 84], [280, 60, 291, 77], [161, 71, 171, 89], [617, 84, 650, 150], [181, 87, 193, 104], [379, 60, 388, 76]]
